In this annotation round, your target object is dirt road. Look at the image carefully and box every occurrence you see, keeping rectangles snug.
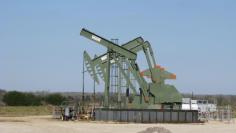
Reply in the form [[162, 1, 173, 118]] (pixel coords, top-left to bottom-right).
[[0, 116, 235, 133]]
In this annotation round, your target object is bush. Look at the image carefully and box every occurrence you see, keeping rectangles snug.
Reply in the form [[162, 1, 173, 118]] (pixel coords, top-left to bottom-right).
[[3, 91, 66, 106], [45, 93, 65, 105], [3, 91, 41, 106]]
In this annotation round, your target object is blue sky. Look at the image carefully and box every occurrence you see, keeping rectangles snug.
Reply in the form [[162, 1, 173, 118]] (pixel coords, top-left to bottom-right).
[[0, 0, 235, 94]]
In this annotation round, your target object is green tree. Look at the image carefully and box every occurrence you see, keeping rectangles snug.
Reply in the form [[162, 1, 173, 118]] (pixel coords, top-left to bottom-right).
[[3, 91, 41, 106], [45, 93, 65, 105]]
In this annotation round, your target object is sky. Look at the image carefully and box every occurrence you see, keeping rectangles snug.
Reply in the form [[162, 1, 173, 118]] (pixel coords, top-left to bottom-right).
[[0, 0, 235, 94]]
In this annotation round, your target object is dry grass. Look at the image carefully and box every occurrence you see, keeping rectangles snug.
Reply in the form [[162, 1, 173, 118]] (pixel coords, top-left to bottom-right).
[[0, 106, 53, 117], [233, 106, 236, 118]]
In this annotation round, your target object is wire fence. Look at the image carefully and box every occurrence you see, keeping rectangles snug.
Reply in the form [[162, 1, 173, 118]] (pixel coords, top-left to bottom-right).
[[199, 105, 235, 123]]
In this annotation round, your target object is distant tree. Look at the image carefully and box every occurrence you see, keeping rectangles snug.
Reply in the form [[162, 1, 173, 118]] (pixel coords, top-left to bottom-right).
[[84, 95, 91, 102], [0, 89, 6, 93], [3, 91, 41, 106], [0, 89, 6, 102], [45, 93, 66, 105], [3, 91, 25, 106], [24, 93, 41, 106]]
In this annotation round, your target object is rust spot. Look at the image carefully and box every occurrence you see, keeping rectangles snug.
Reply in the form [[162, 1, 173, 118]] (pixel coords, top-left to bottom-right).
[[155, 65, 161, 68], [170, 74, 176, 79], [160, 67, 165, 71], [139, 71, 144, 76]]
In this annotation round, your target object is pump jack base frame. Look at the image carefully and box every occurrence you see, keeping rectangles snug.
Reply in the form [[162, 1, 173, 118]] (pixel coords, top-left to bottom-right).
[[94, 108, 199, 123]]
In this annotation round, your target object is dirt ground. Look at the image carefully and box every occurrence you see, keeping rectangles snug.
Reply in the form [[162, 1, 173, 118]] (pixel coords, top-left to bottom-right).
[[0, 116, 235, 133]]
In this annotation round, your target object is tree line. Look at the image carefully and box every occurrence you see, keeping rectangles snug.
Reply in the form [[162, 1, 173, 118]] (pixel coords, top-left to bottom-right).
[[2, 91, 66, 106], [0, 89, 236, 109], [182, 93, 236, 107]]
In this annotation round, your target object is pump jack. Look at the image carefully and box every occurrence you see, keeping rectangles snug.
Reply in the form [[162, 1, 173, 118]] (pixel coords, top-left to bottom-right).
[[81, 28, 182, 109]]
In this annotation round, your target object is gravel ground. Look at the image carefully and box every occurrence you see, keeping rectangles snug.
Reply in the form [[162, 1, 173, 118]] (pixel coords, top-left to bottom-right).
[[0, 116, 235, 133]]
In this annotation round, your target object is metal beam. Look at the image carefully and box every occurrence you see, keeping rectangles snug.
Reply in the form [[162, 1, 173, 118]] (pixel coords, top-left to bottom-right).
[[113, 58, 137, 95], [126, 60, 149, 102], [83, 51, 99, 84], [104, 49, 111, 107], [80, 28, 137, 60], [92, 37, 144, 64]]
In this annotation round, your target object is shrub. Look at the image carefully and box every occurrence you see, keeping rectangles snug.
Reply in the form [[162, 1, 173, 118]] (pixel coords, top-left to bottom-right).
[[3, 91, 41, 106]]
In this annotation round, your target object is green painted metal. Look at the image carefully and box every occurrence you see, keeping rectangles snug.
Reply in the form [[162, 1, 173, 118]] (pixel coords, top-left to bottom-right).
[[113, 57, 137, 95], [142, 42, 155, 82], [81, 28, 182, 109], [149, 83, 182, 104], [80, 28, 137, 60], [126, 59, 150, 102], [83, 51, 99, 84], [92, 37, 145, 65], [146, 42, 157, 66], [96, 57, 106, 82], [104, 49, 111, 107]]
